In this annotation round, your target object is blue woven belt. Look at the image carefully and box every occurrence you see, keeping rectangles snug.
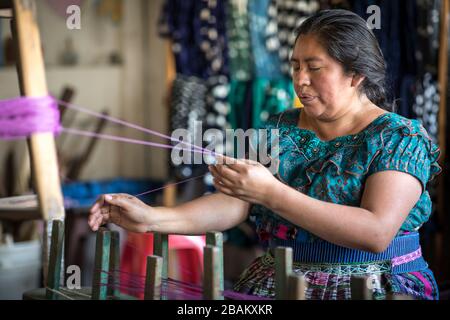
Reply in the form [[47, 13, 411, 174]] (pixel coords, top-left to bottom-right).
[[269, 232, 428, 274]]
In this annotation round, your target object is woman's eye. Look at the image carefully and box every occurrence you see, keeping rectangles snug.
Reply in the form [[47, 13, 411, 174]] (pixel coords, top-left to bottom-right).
[[309, 67, 321, 72]]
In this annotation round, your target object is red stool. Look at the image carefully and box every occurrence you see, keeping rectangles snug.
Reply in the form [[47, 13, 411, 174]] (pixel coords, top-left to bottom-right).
[[119, 232, 205, 298]]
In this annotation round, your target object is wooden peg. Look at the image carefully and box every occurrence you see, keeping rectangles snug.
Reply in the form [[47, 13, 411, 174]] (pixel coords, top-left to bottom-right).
[[45, 219, 64, 300], [92, 228, 111, 300], [287, 273, 306, 300], [144, 255, 163, 300], [153, 232, 169, 280], [206, 231, 224, 293], [203, 245, 222, 300], [275, 247, 293, 300], [350, 275, 373, 300], [107, 230, 120, 299]]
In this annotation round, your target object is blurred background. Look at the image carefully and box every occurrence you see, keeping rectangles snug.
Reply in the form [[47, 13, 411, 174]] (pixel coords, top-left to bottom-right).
[[0, 0, 449, 299]]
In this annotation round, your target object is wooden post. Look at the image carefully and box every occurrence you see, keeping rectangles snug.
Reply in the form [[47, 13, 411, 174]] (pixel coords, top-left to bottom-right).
[[107, 230, 120, 299], [350, 275, 373, 300], [203, 245, 222, 300], [153, 232, 169, 279], [287, 273, 306, 300], [206, 231, 224, 295], [437, 0, 449, 283], [92, 228, 111, 300], [11, 0, 66, 286], [275, 247, 292, 300], [144, 255, 163, 300], [45, 219, 64, 300]]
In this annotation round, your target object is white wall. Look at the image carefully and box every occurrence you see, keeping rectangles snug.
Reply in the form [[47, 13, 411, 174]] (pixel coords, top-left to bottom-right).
[[0, 0, 168, 192]]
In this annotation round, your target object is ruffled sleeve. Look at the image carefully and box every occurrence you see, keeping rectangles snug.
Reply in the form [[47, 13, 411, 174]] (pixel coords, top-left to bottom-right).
[[367, 122, 441, 191]]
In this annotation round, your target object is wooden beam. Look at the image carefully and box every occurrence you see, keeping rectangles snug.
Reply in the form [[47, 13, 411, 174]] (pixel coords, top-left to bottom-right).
[[275, 247, 292, 300], [11, 0, 66, 287], [144, 255, 163, 300], [437, 0, 450, 283], [0, 8, 12, 17], [92, 228, 111, 300]]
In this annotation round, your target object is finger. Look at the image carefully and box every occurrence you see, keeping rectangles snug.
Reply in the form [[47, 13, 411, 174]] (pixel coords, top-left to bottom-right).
[[209, 166, 236, 186], [213, 178, 235, 196], [88, 213, 99, 229], [91, 213, 106, 231], [103, 194, 130, 209], [216, 155, 252, 173]]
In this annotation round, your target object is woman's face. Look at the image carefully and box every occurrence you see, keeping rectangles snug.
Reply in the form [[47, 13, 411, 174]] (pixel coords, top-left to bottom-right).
[[290, 34, 360, 120]]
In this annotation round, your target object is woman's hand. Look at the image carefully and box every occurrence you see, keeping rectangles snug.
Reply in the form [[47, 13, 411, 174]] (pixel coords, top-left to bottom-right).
[[208, 155, 281, 207], [88, 194, 152, 233]]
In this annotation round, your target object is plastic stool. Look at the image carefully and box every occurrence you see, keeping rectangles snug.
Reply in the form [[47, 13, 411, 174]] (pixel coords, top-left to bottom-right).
[[119, 232, 205, 298]]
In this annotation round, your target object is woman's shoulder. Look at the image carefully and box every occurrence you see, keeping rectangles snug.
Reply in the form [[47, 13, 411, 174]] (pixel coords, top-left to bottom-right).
[[263, 108, 300, 128], [369, 112, 434, 144]]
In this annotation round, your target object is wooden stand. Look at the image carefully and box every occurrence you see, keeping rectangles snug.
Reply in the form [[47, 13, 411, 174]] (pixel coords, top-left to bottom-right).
[[0, 0, 67, 288]]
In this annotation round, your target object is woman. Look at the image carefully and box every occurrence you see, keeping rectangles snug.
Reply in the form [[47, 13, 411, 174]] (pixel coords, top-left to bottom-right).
[[88, 10, 441, 300]]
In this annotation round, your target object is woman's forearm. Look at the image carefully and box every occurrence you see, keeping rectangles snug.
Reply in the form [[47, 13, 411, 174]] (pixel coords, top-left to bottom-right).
[[148, 192, 250, 235], [267, 182, 387, 253]]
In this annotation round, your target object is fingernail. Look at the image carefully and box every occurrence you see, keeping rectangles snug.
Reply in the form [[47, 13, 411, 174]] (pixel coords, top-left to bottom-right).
[[105, 195, 112, 201]]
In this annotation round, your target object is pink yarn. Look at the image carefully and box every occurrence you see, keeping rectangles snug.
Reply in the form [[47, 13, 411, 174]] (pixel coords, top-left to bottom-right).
[[0, 95, 61, 140]]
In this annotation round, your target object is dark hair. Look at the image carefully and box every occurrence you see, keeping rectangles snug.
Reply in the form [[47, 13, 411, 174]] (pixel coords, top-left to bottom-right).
[[294, 9, 393, 111]]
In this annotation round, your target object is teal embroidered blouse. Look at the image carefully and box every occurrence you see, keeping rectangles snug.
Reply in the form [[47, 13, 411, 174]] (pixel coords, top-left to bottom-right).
[[250, 108, 442, 244]]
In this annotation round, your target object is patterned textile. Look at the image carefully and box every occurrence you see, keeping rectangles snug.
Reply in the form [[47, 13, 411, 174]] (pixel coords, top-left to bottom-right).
[[247, 0, 284, 79], [232, 108, 441, 300], [158, 0, 229, 79], [265, 0, 320, 75], [226, 0, 253, 81], [233, 252, 439, 300]]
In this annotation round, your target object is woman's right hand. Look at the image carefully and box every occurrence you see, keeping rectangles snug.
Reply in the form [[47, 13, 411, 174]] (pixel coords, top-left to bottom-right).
[[88, 194, 153, 233]]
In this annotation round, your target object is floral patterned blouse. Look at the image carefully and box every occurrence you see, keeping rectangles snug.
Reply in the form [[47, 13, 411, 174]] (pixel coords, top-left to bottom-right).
[[250, 108, 442, 244]]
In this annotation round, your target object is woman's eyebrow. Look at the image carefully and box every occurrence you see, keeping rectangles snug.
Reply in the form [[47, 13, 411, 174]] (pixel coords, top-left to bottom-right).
[[290, 57, 323, 63]]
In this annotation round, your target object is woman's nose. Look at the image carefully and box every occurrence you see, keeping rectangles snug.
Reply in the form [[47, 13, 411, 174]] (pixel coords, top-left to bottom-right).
[[294, 69, 311, 87]]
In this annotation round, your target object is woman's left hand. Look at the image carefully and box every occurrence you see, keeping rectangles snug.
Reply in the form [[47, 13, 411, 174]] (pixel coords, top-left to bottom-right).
[[208, 155, 281, 206]]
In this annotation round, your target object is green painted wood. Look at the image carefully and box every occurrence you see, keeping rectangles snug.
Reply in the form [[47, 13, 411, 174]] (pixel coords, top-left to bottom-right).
[[91, 228, 111, 300], [153, 232, 168, 279], [275, 246, 292, 300], [45, 219, 64, 300], [153, 232, 168, 300], [287, 273, 306, 300], [206, 231, 224, 294], [203, 245, 222, 300], [107, 230, 120, 298], [144, 255, 163, 300]]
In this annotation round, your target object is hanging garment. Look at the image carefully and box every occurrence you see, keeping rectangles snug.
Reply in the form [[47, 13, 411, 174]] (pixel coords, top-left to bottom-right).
[[226, 0, 253, 81], [158, 0, 229, 79], [265, 0, 320, 75], [247, 0, 284, 80], [412, 73, 439, 144], [416, 0, 441, 76]]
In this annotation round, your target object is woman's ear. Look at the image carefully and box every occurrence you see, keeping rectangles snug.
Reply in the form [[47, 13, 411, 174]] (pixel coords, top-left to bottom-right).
[[351, 74, 365, 88]]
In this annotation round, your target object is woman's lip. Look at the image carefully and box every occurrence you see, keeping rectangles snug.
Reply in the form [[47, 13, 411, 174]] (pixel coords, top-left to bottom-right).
[[300, 96, 316, 102]]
